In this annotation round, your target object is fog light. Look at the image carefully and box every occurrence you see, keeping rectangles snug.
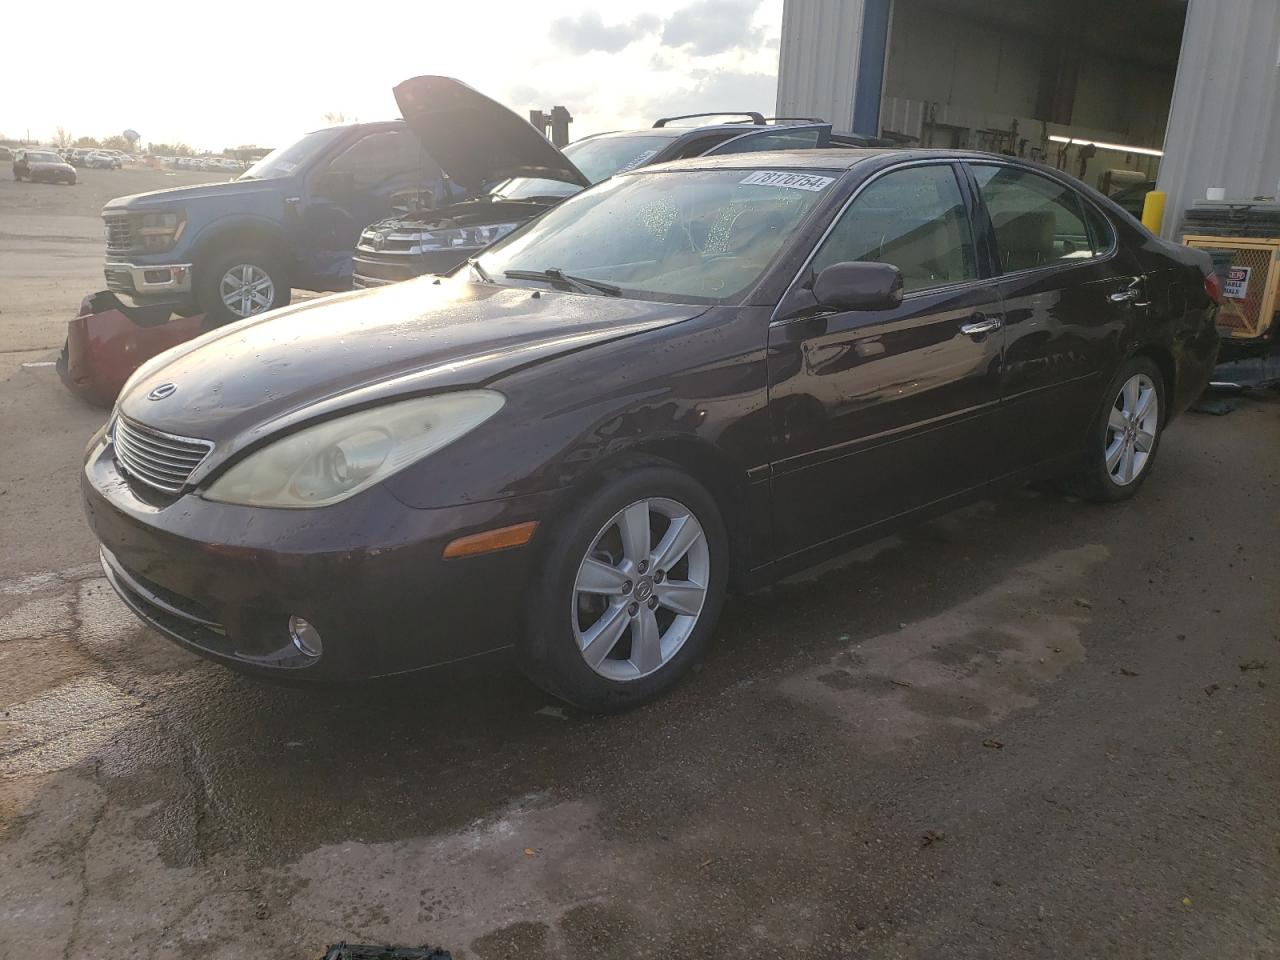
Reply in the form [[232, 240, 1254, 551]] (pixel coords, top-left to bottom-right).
[[289, 616, 323, 658]]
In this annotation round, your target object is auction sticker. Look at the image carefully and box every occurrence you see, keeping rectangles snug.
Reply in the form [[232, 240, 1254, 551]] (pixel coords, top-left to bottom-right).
[[740, 171, 835, 191]]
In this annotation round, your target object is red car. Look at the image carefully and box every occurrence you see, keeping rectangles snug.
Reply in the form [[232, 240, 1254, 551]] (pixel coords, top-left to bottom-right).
[[13, 149, 77, 184]]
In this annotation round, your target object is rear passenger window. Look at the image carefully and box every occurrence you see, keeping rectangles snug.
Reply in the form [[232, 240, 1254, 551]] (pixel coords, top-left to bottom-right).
[[971, 164, 1097, 272], [1082, 200, 1115, 255], [811, 164, 976, 292], [326, 131, 424, 191]]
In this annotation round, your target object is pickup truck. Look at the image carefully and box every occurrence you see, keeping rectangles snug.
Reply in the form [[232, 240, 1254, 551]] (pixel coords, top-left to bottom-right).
[[100, 120, 461, 324]]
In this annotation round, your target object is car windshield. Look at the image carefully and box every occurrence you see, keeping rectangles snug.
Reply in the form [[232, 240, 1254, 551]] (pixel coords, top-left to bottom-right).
[[239, 128, 344, 180], [476, 167, 839, 305], [490, 135, 673, 201], [29, 152, 61, 163]]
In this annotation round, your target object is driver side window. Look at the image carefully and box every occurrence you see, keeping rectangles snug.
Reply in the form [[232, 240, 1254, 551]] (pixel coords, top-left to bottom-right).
[[326, 131, 424, 191], [812, 164, 976, 293]]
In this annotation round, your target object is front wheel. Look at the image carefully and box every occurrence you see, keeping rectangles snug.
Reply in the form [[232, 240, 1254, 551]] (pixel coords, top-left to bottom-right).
[[520, 463, 729, 712], [1066, 355, 1166, 502], [195, 247, 290, 325]]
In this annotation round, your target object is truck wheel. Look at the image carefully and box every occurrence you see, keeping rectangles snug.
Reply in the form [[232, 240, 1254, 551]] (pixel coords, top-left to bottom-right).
[[196, 247, 290, 325]]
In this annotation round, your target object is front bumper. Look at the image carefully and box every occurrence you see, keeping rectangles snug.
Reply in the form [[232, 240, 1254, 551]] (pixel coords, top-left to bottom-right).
[[104, 261, 194, 300], [82, 433, 552, 681]]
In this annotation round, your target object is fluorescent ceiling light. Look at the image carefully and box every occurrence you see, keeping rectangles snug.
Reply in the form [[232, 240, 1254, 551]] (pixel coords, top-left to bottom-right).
[[1049, 135, 1163, 157]]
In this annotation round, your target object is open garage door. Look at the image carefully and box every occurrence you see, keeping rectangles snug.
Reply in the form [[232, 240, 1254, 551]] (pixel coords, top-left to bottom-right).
[[877, 0, 1187, 205]]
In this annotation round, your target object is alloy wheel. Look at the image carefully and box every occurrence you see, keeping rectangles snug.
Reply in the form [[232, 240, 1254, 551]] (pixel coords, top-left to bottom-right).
[[1105, 373, 1159, 486], [571, 497, 710, 681], [219, 264, 276, 318]]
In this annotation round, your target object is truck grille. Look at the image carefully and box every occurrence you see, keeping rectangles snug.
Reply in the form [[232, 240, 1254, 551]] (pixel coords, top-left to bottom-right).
[[356, 225, 424, 257], [112, 417, 213, 494], [104, 214, 135, 253]]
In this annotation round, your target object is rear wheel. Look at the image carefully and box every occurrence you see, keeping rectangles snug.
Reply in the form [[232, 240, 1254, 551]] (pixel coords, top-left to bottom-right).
[[1065, 355, 1165, 502], [520, 464, 729, 712], [196, 246, 290, 325]]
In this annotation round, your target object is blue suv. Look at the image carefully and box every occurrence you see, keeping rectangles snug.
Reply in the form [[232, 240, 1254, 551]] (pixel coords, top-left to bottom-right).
[[100, 120, 461, 324]]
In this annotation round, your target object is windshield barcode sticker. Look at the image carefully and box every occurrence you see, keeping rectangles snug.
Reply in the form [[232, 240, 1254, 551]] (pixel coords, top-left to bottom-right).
[[739, 171, 835, 191]]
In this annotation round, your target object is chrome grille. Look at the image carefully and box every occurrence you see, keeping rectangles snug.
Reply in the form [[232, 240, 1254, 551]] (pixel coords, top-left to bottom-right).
[[104, 213, 135, 253], [356, 225, 424, 257], [112, 417, 213, 494]]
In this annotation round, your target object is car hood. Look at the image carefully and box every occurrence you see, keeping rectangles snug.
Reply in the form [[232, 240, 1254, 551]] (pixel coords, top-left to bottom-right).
[[30, 161, 73, 170], [118, 278, 705, 470], [393, 76, 588, 193], [102, 177, 274, 212]]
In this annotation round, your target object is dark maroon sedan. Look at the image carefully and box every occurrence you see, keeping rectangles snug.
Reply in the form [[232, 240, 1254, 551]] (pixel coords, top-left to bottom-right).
[[13, 149, 76, 184], [83, 150, 1220, 711]]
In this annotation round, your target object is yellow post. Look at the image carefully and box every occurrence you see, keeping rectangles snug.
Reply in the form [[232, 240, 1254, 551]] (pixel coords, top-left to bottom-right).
[[1141, 190, 1166, 234]]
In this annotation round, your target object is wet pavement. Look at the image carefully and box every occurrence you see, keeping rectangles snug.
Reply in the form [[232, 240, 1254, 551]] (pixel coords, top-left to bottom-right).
[[1, 366, 1277, 957]]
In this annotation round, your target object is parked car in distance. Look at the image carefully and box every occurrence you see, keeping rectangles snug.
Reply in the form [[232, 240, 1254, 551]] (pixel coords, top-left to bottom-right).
[[84, 149, 1220, 711], [353, 76, 879, 288], [0, 146, 12, 161], [100, 114, 466, 324], [13, 149, 76, 184], [85, 151, 122, 169]]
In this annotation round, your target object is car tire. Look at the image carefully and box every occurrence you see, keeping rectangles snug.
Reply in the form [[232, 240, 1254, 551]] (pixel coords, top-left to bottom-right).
[[520, 461, 729, 712], [1065, 355, 1166, 502], [196, 246, 291, 326]]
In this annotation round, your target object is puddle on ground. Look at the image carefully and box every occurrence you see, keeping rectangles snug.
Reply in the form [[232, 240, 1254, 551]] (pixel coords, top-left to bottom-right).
[[780, 544, 1107, 749]]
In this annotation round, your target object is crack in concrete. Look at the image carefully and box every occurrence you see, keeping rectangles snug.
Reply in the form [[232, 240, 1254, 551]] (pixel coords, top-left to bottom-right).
[[60, 759, 106, 960]]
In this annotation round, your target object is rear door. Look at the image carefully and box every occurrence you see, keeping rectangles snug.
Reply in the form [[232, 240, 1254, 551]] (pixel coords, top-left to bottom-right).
[[767, 161, 1006, 557], [300, 129, 443, 288], [965, 162, 1144, 476]]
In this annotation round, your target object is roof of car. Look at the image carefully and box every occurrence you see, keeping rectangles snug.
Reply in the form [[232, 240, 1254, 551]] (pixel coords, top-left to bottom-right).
[[624, 148, 895, 172], [577, 121, 848, 145], [628, 147, 1073, 175]]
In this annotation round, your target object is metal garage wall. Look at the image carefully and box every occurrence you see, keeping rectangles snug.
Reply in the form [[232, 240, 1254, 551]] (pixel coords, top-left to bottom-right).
[[776, 0, 868, 133], [1157, 0, 1280, 238]]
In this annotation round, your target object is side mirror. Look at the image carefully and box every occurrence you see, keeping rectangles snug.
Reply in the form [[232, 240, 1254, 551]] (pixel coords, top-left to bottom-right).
[[315, 169, 356, 204], [812, 261, 904, 311]]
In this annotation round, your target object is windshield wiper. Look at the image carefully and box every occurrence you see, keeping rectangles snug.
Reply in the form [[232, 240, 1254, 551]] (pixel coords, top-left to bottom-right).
[[503, 268, 622, 297], [467, 258, 493, 283]]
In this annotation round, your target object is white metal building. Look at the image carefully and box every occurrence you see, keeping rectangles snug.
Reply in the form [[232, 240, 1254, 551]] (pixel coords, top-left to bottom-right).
[[776, 0, 1280, 238]]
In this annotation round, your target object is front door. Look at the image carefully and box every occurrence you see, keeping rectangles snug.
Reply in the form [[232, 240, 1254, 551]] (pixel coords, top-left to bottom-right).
[[965, 162, 1145, 476], [301, 129, 446, 289], [768, 162, 1005, 558]]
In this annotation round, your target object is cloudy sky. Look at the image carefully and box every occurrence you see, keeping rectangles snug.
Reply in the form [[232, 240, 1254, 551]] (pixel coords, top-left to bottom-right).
[[4, 0, 783, 151]]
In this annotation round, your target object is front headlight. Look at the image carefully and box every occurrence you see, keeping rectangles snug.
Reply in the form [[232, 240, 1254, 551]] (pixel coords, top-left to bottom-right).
[[418, 221, 521, 251], [204, 391, 504, 508], [137, 211, 186, 251]]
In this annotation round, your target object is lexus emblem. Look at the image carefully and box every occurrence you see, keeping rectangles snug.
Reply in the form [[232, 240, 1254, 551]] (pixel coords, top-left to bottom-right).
[[148, 382, 178, 401]]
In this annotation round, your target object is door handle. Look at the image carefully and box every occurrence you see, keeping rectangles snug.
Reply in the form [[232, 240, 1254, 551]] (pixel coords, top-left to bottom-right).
[[960, 315, 1003, 338], [1109, 288, 1141, 303]]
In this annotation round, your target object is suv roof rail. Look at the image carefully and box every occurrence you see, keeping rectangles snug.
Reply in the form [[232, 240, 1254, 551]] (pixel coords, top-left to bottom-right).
[[653, 112, 766, 128], [759, 116, 828, 124]]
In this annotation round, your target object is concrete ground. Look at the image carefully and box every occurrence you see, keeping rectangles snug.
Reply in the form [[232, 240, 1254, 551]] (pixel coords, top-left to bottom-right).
[[1, 167, 1278, 959]]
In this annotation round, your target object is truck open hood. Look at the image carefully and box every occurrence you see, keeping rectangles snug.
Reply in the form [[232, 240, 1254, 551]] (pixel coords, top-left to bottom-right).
[[393, 76, 589, 192]]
